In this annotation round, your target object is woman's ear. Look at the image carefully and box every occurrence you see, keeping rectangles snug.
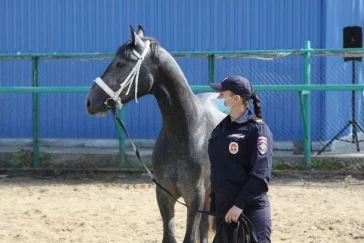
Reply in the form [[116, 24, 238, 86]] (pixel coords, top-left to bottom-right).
[[236, 95, 242, 102]]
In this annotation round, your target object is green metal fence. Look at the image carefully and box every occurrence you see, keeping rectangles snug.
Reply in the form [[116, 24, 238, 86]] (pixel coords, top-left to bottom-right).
[[1, 40, 364, 168]]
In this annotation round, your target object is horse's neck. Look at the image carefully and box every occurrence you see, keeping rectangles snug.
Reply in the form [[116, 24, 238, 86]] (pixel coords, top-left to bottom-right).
[[153, 48, 201, 139]]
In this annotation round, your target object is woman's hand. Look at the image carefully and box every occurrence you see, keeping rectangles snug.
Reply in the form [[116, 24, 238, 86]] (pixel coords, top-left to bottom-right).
[[225, 205, 243, 223]]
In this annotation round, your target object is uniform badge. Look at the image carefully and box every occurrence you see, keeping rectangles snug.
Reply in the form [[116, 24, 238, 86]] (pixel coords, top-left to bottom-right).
[[229, 142, 239, 154], [227, 134, 245, 139], [257, 136, 268, 155]]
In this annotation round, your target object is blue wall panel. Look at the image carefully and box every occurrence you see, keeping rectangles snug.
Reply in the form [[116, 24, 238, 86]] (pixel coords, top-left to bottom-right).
[[0, 0, 362, 141], [320, 0, 364, 140], [0, 60, 33, 138]]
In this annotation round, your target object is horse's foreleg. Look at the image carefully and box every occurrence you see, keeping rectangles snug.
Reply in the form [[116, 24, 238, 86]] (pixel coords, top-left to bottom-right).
[[183, 187, 205, 243], [199, 186, 213, 243], [156, 186, 177, 243], [198, 203, 210, 243]]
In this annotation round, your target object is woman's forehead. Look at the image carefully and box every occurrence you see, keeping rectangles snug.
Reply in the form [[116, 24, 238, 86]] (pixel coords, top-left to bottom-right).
[[217, 90, 230, 98], [220, 90, 232, 96]]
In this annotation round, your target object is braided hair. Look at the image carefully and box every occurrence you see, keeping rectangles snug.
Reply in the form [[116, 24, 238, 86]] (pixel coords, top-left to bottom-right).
[[250, 92, 262, 119], [234, 91, 263, 119]]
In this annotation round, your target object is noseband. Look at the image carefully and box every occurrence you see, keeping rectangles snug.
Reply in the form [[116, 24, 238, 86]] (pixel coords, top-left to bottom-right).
[[93, 40, 151, 109]]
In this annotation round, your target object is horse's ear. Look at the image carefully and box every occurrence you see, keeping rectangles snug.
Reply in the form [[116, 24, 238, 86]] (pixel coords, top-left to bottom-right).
[[130, 24, 145, 47], [136, 25, 145, 37], [130, 25, 136, 44], [133, 32, 146, 48]]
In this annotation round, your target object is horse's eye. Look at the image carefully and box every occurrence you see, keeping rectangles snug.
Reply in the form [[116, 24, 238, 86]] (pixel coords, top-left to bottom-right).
[[115, 60, 126, 68]]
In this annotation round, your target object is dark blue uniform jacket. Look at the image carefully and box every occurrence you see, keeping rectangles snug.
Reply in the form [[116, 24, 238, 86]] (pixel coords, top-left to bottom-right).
[[208, 109, 273, 216]]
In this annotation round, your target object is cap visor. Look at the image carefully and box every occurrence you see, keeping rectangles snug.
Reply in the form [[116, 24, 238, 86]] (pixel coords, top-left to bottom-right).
[[209, 83, 222, 91]]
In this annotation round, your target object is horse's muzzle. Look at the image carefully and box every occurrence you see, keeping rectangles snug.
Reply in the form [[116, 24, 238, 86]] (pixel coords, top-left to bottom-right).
[[85, 93, 108, 115]]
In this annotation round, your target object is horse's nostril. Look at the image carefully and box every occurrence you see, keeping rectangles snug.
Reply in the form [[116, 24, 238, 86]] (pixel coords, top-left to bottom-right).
[[86, 98, 91, 108]]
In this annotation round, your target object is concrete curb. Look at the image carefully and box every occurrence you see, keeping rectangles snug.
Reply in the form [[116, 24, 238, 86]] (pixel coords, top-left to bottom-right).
[[0, 138, 336, 151]]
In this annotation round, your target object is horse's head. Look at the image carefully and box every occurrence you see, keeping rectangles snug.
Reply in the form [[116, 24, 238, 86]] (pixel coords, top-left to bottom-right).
[[85, 25, 157, 115]]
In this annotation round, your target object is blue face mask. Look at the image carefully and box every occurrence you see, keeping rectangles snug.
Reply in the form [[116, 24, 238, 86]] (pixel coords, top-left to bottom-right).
[[216, 98, 232, 114]]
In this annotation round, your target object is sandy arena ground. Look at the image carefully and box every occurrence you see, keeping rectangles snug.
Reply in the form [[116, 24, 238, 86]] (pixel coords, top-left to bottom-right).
[[0, 174, 363, 243]]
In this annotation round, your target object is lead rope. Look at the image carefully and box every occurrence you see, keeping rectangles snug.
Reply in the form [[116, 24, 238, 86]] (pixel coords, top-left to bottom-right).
[[93, 37, 257, 241], [112, 108, 257, 243], [112, 107, 212, 215], [215, 214, 257, 243]]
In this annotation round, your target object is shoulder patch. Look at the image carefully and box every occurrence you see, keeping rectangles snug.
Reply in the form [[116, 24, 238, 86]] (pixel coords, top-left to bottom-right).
[[257, 136, 268, 154], [255, 119, 263, 123]]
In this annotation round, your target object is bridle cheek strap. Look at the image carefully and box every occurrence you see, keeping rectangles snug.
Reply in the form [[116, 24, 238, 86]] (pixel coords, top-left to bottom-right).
[[93, 40, 151, 109]]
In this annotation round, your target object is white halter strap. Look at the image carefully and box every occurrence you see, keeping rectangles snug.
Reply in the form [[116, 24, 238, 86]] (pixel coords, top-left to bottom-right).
[[94, 40, 151, 109]]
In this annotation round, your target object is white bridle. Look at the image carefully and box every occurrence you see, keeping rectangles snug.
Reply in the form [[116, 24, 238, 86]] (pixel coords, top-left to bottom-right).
[[93, 40, 151, 109]]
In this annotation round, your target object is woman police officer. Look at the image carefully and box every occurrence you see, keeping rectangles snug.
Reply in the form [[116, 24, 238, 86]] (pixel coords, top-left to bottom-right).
[[208, 75, 273, 242]]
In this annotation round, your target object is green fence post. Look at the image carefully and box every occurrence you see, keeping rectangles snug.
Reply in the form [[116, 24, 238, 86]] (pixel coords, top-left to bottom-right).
[[303, 41, 311, 165], [32, 57, 40, 168], [208, 54, 215, 83]]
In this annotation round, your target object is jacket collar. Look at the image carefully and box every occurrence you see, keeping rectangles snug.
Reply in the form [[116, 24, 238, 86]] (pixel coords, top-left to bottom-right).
[[220, 109, 255, 128], [234, 109, 255, 124]]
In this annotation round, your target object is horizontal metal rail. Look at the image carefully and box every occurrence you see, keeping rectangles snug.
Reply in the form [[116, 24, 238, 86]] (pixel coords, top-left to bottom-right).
[[1, 47, 364, 59], [1, 84, 364, 93]]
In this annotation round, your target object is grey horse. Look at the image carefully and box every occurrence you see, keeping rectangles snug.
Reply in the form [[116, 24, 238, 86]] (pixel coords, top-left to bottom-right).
[[85, 25, 225, 243]]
